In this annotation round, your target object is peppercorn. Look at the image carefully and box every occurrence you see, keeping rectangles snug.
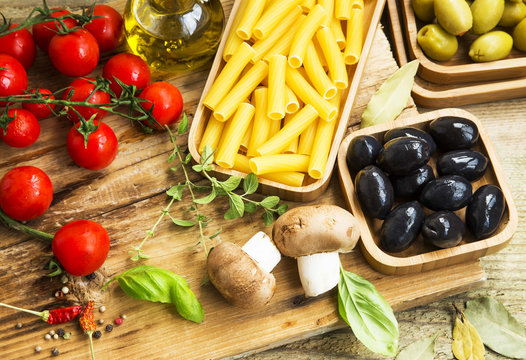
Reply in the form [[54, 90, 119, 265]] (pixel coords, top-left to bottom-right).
[[51, 347, 59, 356], [85, 273, 96, 281], [53, 334, 59, 340], [44, 334, 51, 340], [105, 324, 113, 332], [35, 345, 42, 353], [114, 318, 123, 326], [93, 330, 102, 339], [57, 328, 66, 337], [15, 322, 22, 329]]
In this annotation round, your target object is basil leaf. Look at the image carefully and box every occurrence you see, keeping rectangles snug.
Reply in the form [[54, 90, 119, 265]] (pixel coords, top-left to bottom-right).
[[221, 176, 242, 192], [464, 296, 526, 359], [260, 196, 280, 209], [243, 173, 258, 194], [396, 332, 439, 360], [201, 145, 214, 166], [338, 266, 399, 356], [276, 203, 288, 216], [171, 274, 204, 323], [170, 218, 196, 227], [177, 113, 188, 134], [228, 194, 244, 218], [262, 211, 274, 226], [244, 202, 258, 213], [166, 184, 184, 201], [194, 188, 216, 204]]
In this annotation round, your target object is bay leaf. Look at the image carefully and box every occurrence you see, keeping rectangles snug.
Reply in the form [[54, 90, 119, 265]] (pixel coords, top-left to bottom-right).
[[452, 307, 485, 360], [464, 296, 526, 359], [361, 59, 419, 128], [396, 332, 439, 360]]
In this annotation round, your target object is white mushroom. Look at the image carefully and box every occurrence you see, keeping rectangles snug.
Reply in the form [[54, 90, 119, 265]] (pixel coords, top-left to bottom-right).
[[272, 205, 360, 297]]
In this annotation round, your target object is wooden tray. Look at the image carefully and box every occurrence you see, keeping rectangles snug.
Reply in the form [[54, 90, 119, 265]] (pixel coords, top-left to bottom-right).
[[337, 108, 518, 275], [400, 0, 526, 85], [188, 0, 386, 202], [387, 0, 526, 107]]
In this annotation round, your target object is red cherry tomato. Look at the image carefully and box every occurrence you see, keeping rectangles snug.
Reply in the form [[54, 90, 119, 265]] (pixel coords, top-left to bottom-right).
[[49, 29, 99, 77], [139, 82, 183, 130], [102, 53, 151, 98], [67, 121, 118, 170], [62, 78, 110, 123], [84, 4, 124, 53], [0, 24, 36, 69], [0, 54, 28, 107], [52, 220, 110, 276], [0, 166, 53, 221], [22, 88, 56, 119], [32, 9, 78, 53], [0, 108, 40, 148]]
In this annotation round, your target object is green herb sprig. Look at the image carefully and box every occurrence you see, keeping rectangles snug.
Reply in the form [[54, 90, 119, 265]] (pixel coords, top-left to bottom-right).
[[130, 114, 287, 261]]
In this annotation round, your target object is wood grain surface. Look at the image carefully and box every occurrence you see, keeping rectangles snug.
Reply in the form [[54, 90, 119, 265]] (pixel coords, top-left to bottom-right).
[[0, 1, 525, 360]]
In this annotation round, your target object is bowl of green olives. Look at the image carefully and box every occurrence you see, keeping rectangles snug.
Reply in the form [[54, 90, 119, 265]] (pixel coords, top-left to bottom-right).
[[402, 0, 526, 85], [337, 108, 518, 275]]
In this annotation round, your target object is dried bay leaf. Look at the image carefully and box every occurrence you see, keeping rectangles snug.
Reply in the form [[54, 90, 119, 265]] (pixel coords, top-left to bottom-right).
[[361, 59, 419, 128], [452, 306, 485, 360], [396, 332, 439, 360], [464, 296, 526, 359]]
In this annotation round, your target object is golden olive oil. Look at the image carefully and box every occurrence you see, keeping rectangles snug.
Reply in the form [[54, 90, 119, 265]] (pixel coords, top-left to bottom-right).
[[124, 0, 224, 73]]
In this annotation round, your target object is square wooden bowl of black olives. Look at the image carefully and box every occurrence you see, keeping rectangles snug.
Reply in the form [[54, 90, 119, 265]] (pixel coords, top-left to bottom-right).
[[337, 108, 518, 275]]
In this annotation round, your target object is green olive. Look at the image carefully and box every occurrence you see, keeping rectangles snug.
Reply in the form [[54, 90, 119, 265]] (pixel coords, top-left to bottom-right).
[[470, 0, 505, 34], [435, 0, 473, 35], [499, 1, 526, 27], [513, 18, 526, 50], [417, 24, 459, 61], [469, 31, 513, 61], [412, 0, 435, 22]]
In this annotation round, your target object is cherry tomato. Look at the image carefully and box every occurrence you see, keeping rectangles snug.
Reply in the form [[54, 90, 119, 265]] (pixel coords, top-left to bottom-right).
[[139, 82, 183, 129], [84, 4, 124, 53], [102, 53, 151, 98], [22, 88, 56, 119], [0, 108, 40, 148], [62, 78, 110, 123], [0, 54, 28, 107], [32, 9, 78, 53], [0, 166, 53, 221], [67, 121, 118, 170], [49, 29, 99, 77], [52, 220, 110, 276], [0, 24, 36, 69]]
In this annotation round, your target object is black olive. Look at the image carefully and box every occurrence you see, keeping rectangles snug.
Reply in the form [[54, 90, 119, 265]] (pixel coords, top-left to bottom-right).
[[355, 165, 394, 219], [419, 175, 472, 211], [391, 165, 435, 198], [383, 127, 437, 155], [377, 137, 432, 176], [437, 149, 489, 181], [428, 116, 479, 151], [346, 135, 382, 173], [380, 201, 424, 252], [422, 211, 465, 248], [466, 185, 505, 239]]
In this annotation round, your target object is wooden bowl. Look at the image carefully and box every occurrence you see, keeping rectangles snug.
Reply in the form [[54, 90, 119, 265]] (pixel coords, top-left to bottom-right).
[[400, 0, 526, 85], [337, 108, 518, 275], [188, 0, 387, 202]]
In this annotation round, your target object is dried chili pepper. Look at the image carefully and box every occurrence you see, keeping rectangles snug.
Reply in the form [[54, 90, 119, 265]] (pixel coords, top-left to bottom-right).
[[0, 302, 82, 324], [79, 300, 96, 360]]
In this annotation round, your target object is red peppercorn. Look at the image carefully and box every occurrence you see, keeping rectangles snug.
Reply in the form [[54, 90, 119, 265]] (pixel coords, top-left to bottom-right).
[[114, 317, 123, 326]]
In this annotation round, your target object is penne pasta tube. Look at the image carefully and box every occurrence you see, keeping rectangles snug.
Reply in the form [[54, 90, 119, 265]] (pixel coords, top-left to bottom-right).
[[236, 0, 267, 40], [233, 154, 305, 187], [249, 154, 310, 174], [300, 0, 315, 12], [256, 104, 318, 156], [213, 61, 268, 122], [285, 66, 337, 121], [216, 103, 256, 168], [267, 54, 287, 120], [316, 26, 348, 90], [240, 119, 253, 152], [335, 0, 352, 20], [251, 6, 303, 64], [204, 42, 256, 111], [351, 0, 364, 10], [253, 0, 302, 40], [343, 8, 364, 65], [247, 87, 272, 157], [262, 14, 305, 62], [288, 4, 327, 68], [313, 37, 328, 70], [269, 118, 282, 138], [283, 113, 299, 153], [297, 118, 318, 155], [303, 41, 337, 100], [318, 0, 335, 26], [284, 85, 301, 113], [223, 0, 250, 61], [331, 18, 346, 50], [199, 117, 226, 153]]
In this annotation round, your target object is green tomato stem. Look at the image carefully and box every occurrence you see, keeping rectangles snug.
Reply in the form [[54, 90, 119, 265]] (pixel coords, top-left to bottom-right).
[[0, 209, 54, 242]]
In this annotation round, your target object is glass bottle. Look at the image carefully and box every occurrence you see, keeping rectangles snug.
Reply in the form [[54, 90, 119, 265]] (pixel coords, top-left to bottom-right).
[[123, 0, 224, 74]]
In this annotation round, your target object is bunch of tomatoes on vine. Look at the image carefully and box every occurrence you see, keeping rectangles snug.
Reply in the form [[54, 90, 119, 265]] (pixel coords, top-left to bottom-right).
[[0, 1, 184, 277]]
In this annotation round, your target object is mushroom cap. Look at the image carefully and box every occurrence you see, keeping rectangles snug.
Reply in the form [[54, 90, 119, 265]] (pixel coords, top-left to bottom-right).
[[207, 241, 276, 309], [272, 204, 360, 257]]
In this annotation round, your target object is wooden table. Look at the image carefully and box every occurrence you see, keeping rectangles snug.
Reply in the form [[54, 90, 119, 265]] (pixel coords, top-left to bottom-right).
[[1, 1, 524, 359]]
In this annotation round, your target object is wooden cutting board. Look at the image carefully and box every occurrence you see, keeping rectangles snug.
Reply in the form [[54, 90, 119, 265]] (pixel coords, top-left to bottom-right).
[[0, 1, 485, 359]]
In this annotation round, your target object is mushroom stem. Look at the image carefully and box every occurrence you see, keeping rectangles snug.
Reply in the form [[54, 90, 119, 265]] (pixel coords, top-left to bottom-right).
[[241, 231, 281, 273], [297, 252, 340, 297]]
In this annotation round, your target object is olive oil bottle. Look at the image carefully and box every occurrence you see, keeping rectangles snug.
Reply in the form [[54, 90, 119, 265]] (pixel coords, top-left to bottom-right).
[[123, 0, 224, 73]]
